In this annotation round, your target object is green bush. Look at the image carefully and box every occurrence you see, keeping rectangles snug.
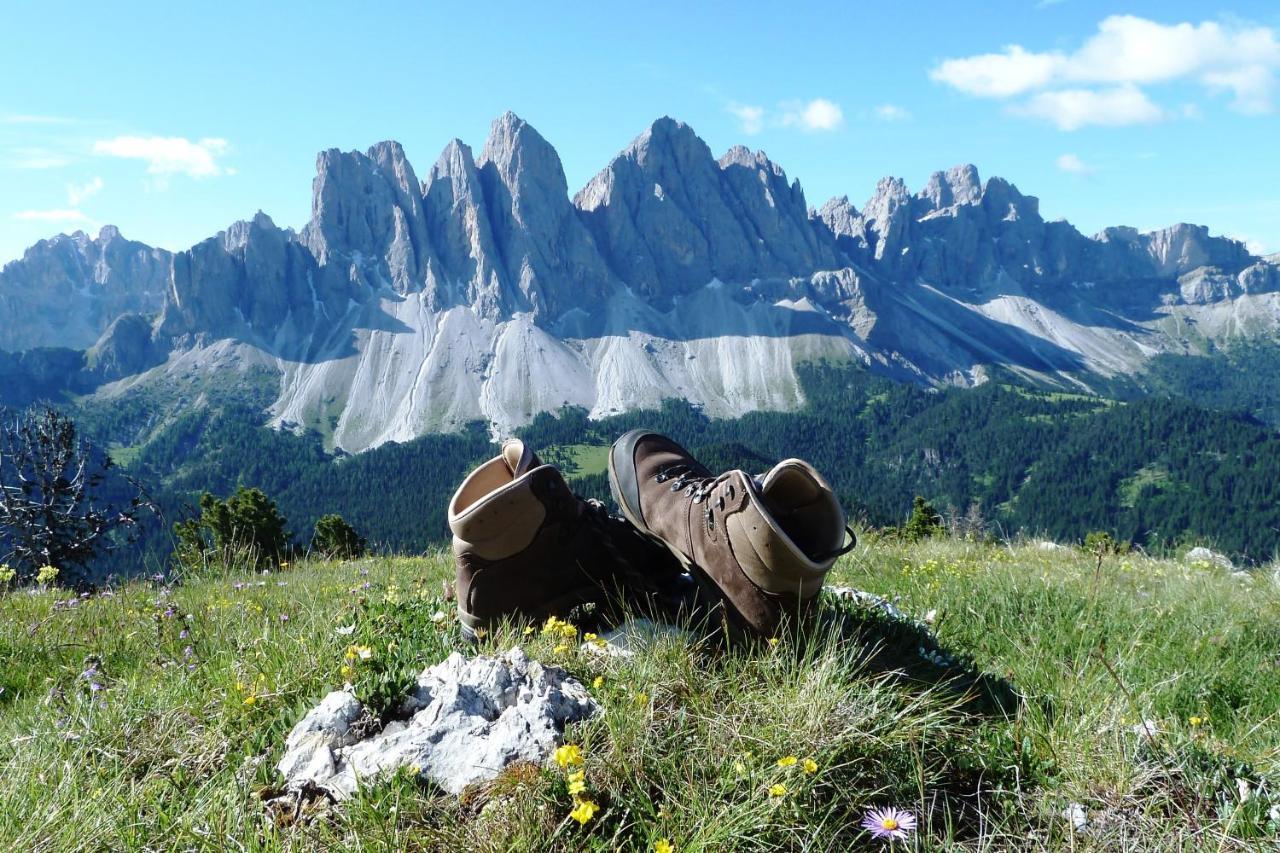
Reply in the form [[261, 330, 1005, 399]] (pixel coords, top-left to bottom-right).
[[902, 495, 943, 542], [312, 514, 366, 560], [173, 486, 291, 575]]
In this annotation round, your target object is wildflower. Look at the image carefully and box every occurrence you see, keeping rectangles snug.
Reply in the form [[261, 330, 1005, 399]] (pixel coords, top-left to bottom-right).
[[635, 691, 649, 707], [0, 564, 15, 584], [768, 783, 787, 798], [802, 758, 819, 774], [522, 625, 535, 637], [243, 695, 257, 707], [335, 624, 356, 636], [567, 769, 587, 796], [1189, 715, 1205, 727], [569, 797, 599, 825], [592, 675, 604, 689], [36, 565, 59, 586], [861, 807, 916, 841], [768, 637, 779, 648], [279, 613, 289, 623], [340, 664, 354, 679], [654, 840, 674, 853], [431, 610, 447, 624], [732, 760, 747, 776], [554, 743, 584, 768], [777, 755, 798, 768], [553, 643, 571, 654], [345, 645, 373, 662], [280, 561, 290, 569]]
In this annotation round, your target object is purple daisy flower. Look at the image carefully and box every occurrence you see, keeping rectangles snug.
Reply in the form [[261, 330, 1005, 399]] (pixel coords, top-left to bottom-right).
[[861, 806, 916, 841]]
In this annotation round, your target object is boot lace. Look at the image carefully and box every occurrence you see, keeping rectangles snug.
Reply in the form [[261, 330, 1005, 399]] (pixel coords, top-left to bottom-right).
[[654, 463, 724, 530]]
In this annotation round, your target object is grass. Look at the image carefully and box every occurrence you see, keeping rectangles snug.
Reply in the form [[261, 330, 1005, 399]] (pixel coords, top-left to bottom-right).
[[540, 443, 612, 479], [2, 539, 1278, 850]]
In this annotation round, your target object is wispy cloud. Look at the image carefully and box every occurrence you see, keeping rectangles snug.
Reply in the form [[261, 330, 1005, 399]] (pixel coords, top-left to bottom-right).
[[873, 103, 912, 122], [12, 209, 92, 224], [92, 135, 230, 177], [1055, 153, 1096, 175], [778, 98, 844, 131], [67, 176, 103, 206], [727, 103, 765, 135], [725, 98, 845, 134], [1019, 85, 1166, 130], [931, 15, 1280, 127]]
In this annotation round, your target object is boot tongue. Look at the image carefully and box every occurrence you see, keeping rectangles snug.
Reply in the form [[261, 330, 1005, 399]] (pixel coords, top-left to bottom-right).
[[501, 439, 542, 476], [756, 460, 845, 561]]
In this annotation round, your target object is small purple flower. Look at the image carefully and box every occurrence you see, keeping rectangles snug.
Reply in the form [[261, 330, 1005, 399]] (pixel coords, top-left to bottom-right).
[[183, 646, 194, 658], [233, 582, 246, 590], [861, 807, 916, 841], [163, 607, 175, 618], [89, 682, 103, 693], [179, 629, 189, 639], [279, 613, 289, 623]]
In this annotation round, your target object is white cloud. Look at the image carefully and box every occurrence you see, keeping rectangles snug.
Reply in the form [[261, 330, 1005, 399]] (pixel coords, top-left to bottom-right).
[[12, 209, 92, 223], [931, 15, 1280, 124], [779, 98, 844, 131], [874, 104, 912, 121], [727, 103, 765, 135], [13, 154, 70, 169], [92, 135, 230, 177], [1018, 85, 1166, 130], [1055, 153, 1095, 175], [67, 176, 104, 206]]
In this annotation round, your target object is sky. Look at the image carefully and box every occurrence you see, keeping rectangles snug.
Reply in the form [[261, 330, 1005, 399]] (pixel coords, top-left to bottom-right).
[[2, 1, 1279, 266]]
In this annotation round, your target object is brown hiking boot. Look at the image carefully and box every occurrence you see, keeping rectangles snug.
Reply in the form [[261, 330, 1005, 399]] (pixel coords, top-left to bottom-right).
[[449, 439, 692, 638], [608, 430, 854, 637]]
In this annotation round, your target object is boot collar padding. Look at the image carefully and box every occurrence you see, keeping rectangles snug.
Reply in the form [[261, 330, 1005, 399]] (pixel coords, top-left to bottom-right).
[[449, 457, 551, 561], [727, 465, 845, 598]]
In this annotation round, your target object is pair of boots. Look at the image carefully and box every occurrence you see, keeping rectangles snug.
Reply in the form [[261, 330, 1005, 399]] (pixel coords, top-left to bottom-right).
[[447, 430, 855, 640]]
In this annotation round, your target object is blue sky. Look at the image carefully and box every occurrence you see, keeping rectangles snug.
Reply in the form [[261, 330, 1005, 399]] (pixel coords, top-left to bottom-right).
[[2, 1, 1278, 265]]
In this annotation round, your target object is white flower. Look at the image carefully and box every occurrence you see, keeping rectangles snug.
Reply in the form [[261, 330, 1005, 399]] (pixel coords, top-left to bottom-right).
[[335, 625, 356, 636]]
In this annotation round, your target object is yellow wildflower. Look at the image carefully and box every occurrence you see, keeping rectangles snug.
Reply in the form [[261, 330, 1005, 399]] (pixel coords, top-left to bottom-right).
[[523, 625, 535, 637], [592, 675, 604, 689], [340, 665, 354, 679], [569, 797, 599, 825], [768, 637, 779, 648], [802, 757, 818, 774], [768, 783, 787, 798], [777, 755, 798, 768], [553, 643, 571, 654], [0, 564, 15, 584], [635, 691, 649, 707], [554, 743, 584, 768], [567, 769, 587, 796], [243, 695, 257, 707], [1189, 715, 1204, 727], [36, 565, 59, 585], [654, 840, 674, 853]]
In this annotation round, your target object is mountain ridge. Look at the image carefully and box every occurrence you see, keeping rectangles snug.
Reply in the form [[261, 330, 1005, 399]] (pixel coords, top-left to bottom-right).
[[2, 111, 1278, 451]]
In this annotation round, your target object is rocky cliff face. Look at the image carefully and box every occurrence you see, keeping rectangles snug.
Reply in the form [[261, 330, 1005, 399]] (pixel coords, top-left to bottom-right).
[[2, 113, 1276, 451], [0, 226, 170, 352]]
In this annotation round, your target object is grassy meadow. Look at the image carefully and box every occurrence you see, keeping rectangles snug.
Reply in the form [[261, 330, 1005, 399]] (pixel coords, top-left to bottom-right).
[[1, 538, 1278, 851]]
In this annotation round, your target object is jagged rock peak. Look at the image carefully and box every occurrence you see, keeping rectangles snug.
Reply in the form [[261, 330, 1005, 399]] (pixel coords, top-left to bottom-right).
[[919, 164, 982, 209]]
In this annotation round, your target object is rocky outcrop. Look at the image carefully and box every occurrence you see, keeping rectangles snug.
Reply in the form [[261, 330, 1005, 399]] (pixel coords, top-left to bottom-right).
[[574, 117, 835, 304], [275, 648, 597, 798], [0, 226, 169, 352]]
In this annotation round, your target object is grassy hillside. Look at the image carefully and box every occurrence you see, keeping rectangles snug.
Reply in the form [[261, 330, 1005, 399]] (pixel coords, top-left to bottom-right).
[[3, 539, 1278, 850]]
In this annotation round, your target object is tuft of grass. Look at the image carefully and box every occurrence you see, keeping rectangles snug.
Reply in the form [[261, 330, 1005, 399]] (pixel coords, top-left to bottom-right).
[[1, 540, 1277, 849]]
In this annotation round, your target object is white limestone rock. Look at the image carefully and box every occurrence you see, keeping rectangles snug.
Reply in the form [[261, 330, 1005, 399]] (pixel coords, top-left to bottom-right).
[[275, 647, 597, 799]]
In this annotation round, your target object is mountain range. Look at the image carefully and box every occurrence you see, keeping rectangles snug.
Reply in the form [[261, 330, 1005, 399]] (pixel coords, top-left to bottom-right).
[[3, 112, 1278, 453]]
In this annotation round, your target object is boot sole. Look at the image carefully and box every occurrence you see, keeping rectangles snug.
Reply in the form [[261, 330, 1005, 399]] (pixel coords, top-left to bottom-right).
[[609, 430, 756, 636]]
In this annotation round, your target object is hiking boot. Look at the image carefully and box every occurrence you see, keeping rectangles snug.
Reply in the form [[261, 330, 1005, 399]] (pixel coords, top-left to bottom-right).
[[449, 439, 692, 638], [608, 430, 854, 637]]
